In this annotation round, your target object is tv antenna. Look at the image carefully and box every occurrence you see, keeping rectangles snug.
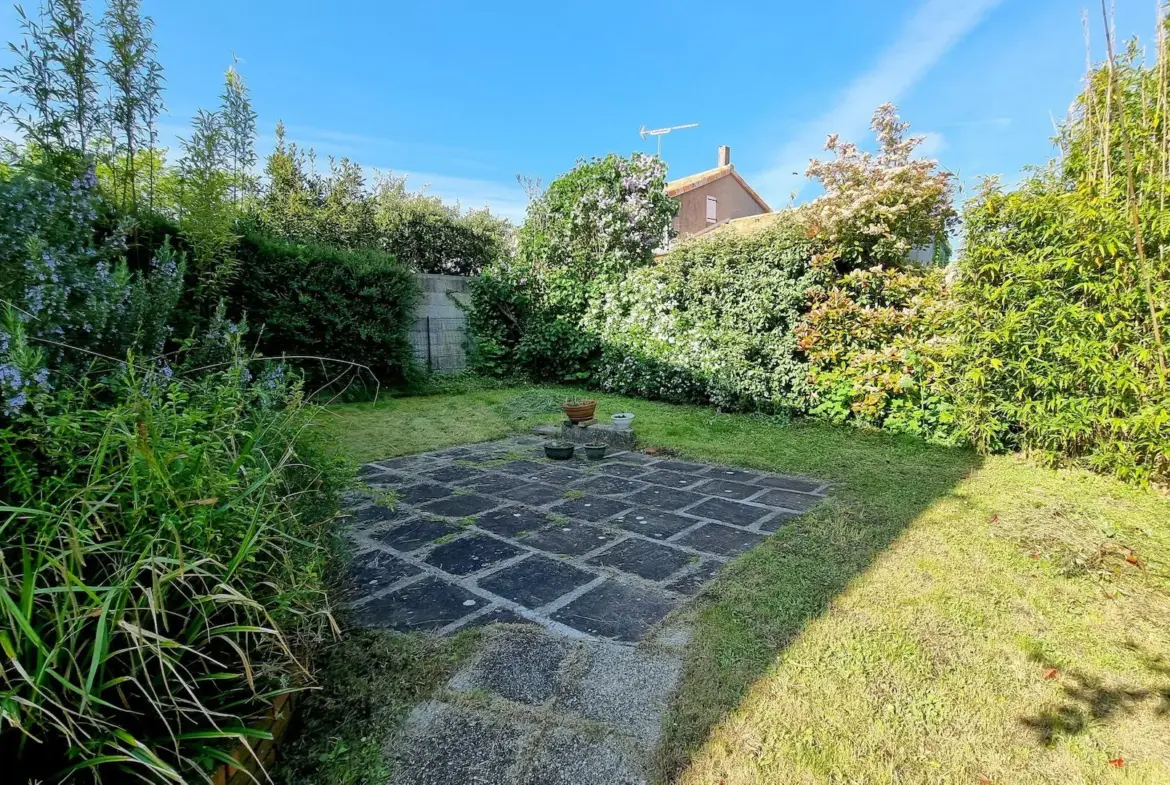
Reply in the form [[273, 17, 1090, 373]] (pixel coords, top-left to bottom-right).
[[639, 122, 699, 158]]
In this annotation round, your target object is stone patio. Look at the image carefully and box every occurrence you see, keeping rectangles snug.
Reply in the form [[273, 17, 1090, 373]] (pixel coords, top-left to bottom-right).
[[344, 436, 830, 643], [344, 436, 830, 784]]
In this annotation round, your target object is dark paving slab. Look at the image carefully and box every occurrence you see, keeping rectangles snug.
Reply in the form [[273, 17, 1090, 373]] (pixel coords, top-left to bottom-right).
[[639, 469, 707, 490], [759, 510, 802, 532], [594, 462, 652, 478], [478, 556, 596, 609], [475, 506, 550, 537], [420, 464, 485, 485], [611, 509, 701, 540], [692, 479, 763, 501], [420, 493, 500, 518], [533, 466, 585, 485], [425, 534, 524, 576], [674, 523, 766, 556], [398, 483, 457, 505], [355, 577, 481, 632], [665, 562, 723, 595], [498, 459, 547, 477], [460, 473, 527, 493], [344, 548, 421, 599], [349, 437, 832, 646], [587, 539, 694, 581], [523, 523, 619, 556], [552, 581, 675, 642], [653, 459, 709, 473], [756, 488, 824, 511], [492, 482, 566, 507], [379, 519, 460, 552], [701, 466, 762, 483], [575, 475, 648, 497], [687, 496, 773, 527], [625, 486, 705, 511], [348, 503, 412, 527], [550, 495, 632, 522], [755, 475, 824, 493], [359, 463, 391, 479]]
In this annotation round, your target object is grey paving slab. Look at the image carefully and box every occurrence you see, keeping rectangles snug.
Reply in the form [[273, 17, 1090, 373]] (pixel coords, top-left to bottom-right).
[[420, 464, 485, 485], [391, 702, 531, 785], [348, 503, 412, 527], [517, 727, 647, 785], [665, 562, 724, 595], [624, 485, 705, 511], [759, 510, 802, 532], [450, 626, 569, 705], [700, 466, 763, 483]]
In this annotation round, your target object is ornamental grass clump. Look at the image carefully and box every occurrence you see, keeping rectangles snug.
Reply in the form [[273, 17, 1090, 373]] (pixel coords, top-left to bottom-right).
[[0, 322, 350, 783]]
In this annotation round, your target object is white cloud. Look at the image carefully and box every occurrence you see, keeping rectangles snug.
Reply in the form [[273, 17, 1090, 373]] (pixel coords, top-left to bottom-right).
[[754, 0, 1005, 205]]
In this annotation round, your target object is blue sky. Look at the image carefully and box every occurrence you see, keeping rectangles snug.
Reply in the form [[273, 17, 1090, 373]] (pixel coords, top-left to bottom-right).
[[0, 0, 1161, 221]]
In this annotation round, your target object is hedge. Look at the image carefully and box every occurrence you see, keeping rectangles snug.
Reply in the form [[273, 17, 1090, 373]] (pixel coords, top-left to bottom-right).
[[231, 233, 420, 386]]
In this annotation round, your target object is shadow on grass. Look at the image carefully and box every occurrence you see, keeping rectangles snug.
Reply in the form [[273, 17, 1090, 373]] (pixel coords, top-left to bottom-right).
[[1021, 644, 1170, 745], [648, 421, 982, 782]]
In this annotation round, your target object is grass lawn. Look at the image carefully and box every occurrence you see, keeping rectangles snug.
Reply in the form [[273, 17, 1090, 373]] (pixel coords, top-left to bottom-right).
[[321, 384, 1170, 785]]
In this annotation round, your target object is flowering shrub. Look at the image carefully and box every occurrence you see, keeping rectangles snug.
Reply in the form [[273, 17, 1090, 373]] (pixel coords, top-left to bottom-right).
[[796, 265, 959, 443], [802, 103, 956, 268], [591, 211, 820, 411], [469, 153, 676, 380]]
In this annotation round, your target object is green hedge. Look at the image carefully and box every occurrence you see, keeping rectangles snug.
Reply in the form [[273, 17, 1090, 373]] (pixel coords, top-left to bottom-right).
[[231, 233, 420, 386], [591, 213, 821, 412]]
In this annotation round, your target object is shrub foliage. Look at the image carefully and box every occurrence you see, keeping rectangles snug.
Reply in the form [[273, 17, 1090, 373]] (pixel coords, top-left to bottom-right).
[[231, 233, 420, 387]]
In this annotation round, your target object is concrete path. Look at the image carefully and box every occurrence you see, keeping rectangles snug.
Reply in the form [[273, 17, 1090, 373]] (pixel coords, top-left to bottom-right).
[[341, 436, 830, 783]]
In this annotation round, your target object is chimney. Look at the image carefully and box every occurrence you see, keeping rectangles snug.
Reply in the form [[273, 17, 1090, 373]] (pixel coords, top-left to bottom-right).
[[718, 145, 731, 167]]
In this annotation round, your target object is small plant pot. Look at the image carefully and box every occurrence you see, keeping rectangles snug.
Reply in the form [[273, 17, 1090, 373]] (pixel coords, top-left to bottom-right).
[[611, 413, 635, 430], [583, 443, 608, 461], [563, 399, 597, 424], [544, 442, 576, 460]]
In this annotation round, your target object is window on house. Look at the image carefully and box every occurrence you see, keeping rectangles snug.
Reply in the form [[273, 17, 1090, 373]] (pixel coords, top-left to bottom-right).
[[706, 195, 717, 224]]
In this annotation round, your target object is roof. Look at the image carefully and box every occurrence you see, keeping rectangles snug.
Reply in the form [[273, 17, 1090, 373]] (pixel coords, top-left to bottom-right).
[[665, 164, 771, 213], [692, 210, 785, 239]]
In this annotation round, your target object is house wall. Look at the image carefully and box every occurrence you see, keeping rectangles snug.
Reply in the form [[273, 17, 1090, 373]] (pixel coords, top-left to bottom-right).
[[672, 175, 767, 236]]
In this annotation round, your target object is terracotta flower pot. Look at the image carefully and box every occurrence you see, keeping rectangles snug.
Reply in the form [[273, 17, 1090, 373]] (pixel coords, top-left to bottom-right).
[[562, 399, 597, 423]]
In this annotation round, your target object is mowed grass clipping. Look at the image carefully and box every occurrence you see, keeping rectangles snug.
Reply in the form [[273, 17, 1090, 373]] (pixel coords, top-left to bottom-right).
[[326, 386, 1170, 784]]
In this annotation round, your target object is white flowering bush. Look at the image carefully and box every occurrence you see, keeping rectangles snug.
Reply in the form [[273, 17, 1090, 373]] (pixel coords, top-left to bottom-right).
[[802, 103, 957, 268], [590, 211, 822, 411]]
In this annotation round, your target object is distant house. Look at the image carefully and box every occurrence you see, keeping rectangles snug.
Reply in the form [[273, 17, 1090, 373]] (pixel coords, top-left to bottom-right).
[[665, 146, 771, 240]]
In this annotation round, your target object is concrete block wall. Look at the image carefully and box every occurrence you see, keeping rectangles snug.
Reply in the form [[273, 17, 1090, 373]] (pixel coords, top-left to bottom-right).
[[408, 273, 473, 372]]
